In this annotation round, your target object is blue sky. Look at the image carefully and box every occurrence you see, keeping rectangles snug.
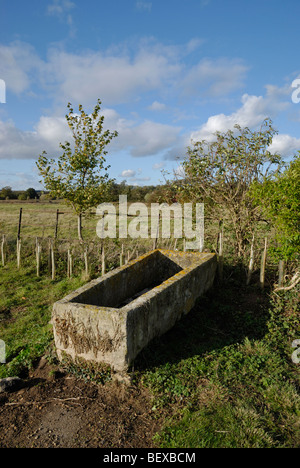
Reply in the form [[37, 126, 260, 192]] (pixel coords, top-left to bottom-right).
[[1, 0, 300, 190]]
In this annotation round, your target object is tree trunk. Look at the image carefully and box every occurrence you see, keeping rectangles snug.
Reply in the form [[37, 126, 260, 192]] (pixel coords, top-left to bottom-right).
[[78, 213, 83, 243]]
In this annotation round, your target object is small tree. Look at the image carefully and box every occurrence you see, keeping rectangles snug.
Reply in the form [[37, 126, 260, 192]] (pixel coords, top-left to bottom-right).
[[25, 187, 38, 199], [36, 99, 118, 241], [181, 119, 283, 257], [0, 186, 14, 200]]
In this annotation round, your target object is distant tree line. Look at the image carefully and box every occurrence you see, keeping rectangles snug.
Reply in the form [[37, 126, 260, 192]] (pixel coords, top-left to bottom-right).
[[0, 182, 170, 203], [0, 186, 39, 200]]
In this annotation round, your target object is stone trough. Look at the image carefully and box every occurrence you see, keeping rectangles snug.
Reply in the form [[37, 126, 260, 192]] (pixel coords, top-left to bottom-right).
[[52, 249, 217, 374]]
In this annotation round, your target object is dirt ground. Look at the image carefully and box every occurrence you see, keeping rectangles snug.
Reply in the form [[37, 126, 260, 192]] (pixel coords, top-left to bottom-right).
[[0, 358, 163, 448]]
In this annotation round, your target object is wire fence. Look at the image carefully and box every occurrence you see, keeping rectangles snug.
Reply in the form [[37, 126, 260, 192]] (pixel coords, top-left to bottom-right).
[[0, 204, 292, 290]]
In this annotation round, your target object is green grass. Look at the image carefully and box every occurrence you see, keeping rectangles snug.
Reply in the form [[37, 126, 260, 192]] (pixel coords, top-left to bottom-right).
[[0, 261, 85, 378], [0, 201, 299, 448], [0, 258, 299, 447], [134, 272, 300, 448]]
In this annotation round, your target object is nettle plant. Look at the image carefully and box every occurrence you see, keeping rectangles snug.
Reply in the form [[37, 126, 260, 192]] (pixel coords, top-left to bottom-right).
[[37, 99, 118, 242]]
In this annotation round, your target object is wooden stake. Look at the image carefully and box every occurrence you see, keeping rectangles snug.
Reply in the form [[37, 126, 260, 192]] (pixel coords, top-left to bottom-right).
[[51, 240, 55, 280], [48, 238, 52, 273], [153, 212, 160, 249], [101, 247, 106, 276], [36, 237, 41, 277], [246, 234, 255, 285], [84, 247, 89, 277], [17, 238, 21, 269], [278, 260, 285, 288], [67, 249, 73, 278], [218, 222, 224, 283], [1, 235, 6, 267]]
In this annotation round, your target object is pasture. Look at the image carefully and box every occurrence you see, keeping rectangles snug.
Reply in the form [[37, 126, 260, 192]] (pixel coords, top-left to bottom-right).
[[0, 200, 299, 448]]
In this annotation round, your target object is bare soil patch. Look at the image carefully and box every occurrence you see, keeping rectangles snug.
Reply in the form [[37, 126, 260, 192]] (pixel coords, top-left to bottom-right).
[[0, 358, 162, 448]]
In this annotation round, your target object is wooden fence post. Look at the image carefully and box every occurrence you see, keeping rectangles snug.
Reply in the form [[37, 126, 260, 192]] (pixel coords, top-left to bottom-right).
[[67, 248, 73, 278], [153, 212, 161, 250], [47, 238, 52, 274], [36, 237, 41, 277], [101, 246, 106, 276], [218, 221, 224, 283], [84, 246, 89, 278], [1, 235, 6, 267], [17, 208, 22, 241], [51, 240, 55, 280], [55, 209, 59, 239], [260, 237, 268, 289]]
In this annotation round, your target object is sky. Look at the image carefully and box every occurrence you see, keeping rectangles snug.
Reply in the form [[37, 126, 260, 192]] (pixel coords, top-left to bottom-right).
[[1, 0, 300, 190]]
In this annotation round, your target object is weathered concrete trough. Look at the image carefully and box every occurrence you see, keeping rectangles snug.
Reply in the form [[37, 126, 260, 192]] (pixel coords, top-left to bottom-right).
[[52, 249, 217, 374]]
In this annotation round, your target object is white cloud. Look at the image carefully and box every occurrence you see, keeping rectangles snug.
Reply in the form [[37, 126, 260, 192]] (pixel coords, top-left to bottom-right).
[[0, 41, 42, 94], [268, 134, 300, 157], [153, 162, 165, 170], [1, 39, 250, 109], [44, 45, 180, 105], [0, 116, 71, 160], [148, 101, 166, 111], [46, 1, 76, 37], [0, 40, 252, 107], [181, 58, 249, 97], [47, 0, 75, 16], [188, 91, 298, 158], [0, 108, 182, 161], [101, 108, 183, 158], [120, 169, 136, 178], [136, 2, 152, 12], [174, 164, 185, 178], [119, 169, 151, 183], [191, 92, 290, 142], [35, 116, 71, 145], [0, 170, 41, 190]]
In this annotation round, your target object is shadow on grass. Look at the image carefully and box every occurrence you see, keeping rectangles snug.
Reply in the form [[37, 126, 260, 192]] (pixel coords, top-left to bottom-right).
[[133, 265, 272, 372]]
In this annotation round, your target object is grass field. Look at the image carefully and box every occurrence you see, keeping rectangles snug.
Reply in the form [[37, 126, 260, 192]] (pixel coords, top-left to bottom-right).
[[0, 200, 299, 448]]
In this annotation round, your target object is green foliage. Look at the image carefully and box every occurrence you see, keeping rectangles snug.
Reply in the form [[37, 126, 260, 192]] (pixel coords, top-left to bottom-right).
[[36, 99, 118, 217], [181, 119, 283, 256], [138, 279, 299, 448], [0, 263, 85, 379], [25, 187, 38, 199], [250, 153, 300, 261], [0, 186, 17, 200]]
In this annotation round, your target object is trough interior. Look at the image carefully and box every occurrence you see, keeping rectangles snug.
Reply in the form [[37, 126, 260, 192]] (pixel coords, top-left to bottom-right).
[[70, 250, 185, 308]]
